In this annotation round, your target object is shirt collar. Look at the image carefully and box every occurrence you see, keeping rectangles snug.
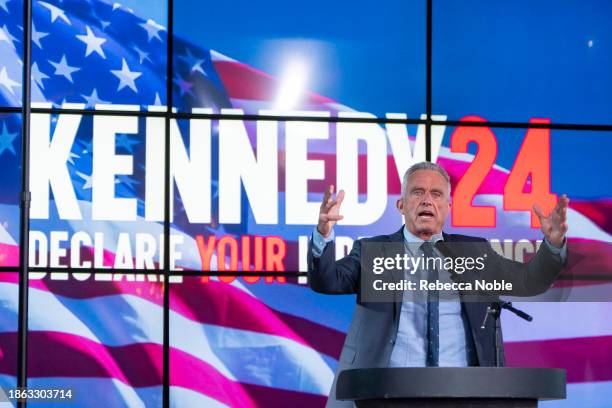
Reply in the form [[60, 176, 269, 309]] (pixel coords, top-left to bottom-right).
[[403, 225, 444, 244]]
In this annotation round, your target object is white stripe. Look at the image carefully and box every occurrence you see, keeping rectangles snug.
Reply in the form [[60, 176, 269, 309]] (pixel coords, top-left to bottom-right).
[[541, 380, 612, 408], [0, 374, 15, 408], [0, 282, 334, 395], [502, 301, 612, 342], [210, 49, 237, 63], [170, 386, 230, 408], [174, 314, 334, 394], [245, 280, 354, 332], [0, 204, 19, 245], [0, 224, 15, 246]]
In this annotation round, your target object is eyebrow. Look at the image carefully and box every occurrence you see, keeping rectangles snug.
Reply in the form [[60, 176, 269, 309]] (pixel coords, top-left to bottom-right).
[[410, 187, 443, 193]]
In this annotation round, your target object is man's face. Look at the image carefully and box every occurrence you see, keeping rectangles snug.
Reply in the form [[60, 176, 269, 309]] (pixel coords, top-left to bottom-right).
[[396, 170, 451, 239]]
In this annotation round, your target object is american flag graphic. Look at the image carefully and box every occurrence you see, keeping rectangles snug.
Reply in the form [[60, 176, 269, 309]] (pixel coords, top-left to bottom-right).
[[0, 0, 610, 407]]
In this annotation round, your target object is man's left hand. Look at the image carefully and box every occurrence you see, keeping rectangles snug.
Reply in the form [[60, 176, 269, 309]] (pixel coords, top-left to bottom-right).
[[534, 194, 570, 248]]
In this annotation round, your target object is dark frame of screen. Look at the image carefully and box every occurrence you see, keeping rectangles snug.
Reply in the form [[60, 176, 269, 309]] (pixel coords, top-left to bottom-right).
[[1, 0, 611, 407]]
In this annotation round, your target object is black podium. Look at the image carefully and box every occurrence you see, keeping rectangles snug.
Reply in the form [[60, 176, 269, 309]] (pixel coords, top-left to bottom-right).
[[336, 367, 566, 408]]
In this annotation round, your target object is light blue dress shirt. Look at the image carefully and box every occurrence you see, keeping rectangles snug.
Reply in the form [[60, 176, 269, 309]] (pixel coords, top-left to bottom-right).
[[389, 227, 473, 367], [311, 226, 567, 367]]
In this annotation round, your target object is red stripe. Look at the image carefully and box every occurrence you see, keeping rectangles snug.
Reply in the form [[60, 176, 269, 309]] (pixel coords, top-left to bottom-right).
[[4, 330, 608, 393], [169, 278, 345, 358], [242, 382, 326, 408], [0, 275, 346, 359], [0, 330, 314, 407], [0, 272, 52, 292], [213, 60, 333, 104], [275, 310, 344, 359], [0, 243, 19, 267], [505, 335, 612, 383], [0, 331, 250, 406], [569, 199, 612, 235]]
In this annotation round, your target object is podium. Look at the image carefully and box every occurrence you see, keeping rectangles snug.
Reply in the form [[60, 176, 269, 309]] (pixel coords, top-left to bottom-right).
[[336, 367, 566, 408]]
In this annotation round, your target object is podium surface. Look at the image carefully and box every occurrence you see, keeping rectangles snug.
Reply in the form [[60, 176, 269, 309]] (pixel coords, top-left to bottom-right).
[[336, 367, 566, 408]]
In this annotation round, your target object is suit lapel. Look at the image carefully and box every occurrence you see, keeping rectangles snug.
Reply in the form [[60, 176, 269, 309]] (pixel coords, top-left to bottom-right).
[[387, 226, 405, 323], [444, 233, 493, 366]]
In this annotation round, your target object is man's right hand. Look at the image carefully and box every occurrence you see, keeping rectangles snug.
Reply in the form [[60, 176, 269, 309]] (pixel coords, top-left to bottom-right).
[[317, 185, 345, 238]]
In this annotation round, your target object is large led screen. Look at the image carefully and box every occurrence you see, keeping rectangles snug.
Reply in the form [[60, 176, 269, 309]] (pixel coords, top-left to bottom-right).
[[0, 0, 610, 407]]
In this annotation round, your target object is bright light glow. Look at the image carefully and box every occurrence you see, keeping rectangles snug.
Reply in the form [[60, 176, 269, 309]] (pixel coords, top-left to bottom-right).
[[274, 58, 309, 111]]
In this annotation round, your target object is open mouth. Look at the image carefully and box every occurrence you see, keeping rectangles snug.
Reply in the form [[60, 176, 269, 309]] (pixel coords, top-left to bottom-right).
[[417, 210, 435, 219]]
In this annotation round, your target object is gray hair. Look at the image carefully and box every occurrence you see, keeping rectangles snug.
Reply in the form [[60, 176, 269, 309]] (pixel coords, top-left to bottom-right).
[[401, 162, 451, 198]]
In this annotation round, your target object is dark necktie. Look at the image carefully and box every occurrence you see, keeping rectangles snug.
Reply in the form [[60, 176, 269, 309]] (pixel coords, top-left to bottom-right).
[[421, 241, 439, 367]]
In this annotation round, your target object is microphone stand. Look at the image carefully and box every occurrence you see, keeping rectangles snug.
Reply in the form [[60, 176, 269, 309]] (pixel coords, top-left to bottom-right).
[[481, 301, 533, 367]]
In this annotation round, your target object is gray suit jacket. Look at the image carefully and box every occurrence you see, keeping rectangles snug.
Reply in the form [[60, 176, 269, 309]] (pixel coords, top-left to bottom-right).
[[307, 226, 566, 407]]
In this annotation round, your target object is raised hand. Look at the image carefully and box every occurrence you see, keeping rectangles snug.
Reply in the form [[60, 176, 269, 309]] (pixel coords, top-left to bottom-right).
[[533, 194, 569, 248], [317, 185, 345, 238]]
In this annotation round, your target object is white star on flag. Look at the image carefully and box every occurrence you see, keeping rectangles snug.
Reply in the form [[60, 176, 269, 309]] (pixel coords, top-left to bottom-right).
[[0, 122, 18, 156], [0, 24, 18, 50], [139, 18, 165, 42], [174, 73, 193, 96], [0, 0, 9, 13], [131, 45, 150, 64], [80, 88, 110, 108], [31, 62, 49, 89], [110, 58, 142, 92], [0, 66, 19, 95], [31, 22, 49, 49], [39, 1, 71, 25], [116, 133, 139, 153], [76, 171, 93, 189], [205, 222, 229, 236], [180, 48, 207, 76], [48, 54, 80, 83], [76, 25, 106, 58], [117, 174, 139, 190], [67, 151, 79, 165]]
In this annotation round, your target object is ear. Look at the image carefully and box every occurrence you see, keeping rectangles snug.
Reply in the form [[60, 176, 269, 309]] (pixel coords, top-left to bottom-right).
[[396, 198, 404, 213]]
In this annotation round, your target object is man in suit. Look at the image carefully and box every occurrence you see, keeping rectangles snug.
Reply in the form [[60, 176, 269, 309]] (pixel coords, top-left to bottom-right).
[[308, 161, 569, 407]]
